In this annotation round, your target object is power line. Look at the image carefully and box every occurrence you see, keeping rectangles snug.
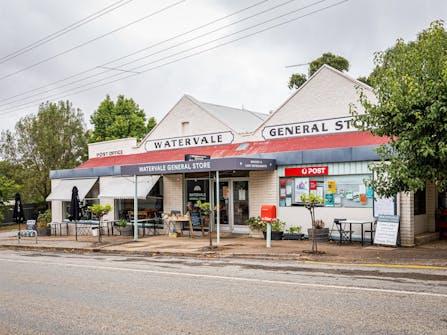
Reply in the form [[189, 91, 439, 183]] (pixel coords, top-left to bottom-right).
[[285, 62, 310, 68], [0, 0, 348, 117], [0, 0, 271, 104], [0, 0, 186, 81], [0, 0, 300, 108], [0, 0, 134, 65]]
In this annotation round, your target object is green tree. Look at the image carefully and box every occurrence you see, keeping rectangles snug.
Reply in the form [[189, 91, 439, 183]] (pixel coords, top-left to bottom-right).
[[147, 116, 157, 133], [90, 95, 156, 142], [352, 20, 447, 197], [0, 176, 20, 223], [288, 52, 350, 89], [1, 100, 88, 202]]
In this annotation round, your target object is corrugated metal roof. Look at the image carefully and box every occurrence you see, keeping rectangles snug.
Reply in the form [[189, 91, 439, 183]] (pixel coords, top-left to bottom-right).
[[79, 132, 388, 169], [188, 95, 267, 133]]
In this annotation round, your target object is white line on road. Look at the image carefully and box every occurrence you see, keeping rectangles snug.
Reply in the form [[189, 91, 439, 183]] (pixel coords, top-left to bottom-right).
[[1, 257, 446, 299]]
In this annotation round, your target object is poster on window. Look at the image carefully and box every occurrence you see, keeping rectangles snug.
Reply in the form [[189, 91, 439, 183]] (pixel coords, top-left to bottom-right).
[[294, 178, 309, 203]]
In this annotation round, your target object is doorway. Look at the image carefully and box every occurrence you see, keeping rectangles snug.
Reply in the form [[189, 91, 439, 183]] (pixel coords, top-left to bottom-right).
[[214, 178, 249, 233]]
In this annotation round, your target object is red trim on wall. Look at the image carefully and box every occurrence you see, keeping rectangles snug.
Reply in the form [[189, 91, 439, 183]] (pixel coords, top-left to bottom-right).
[[80, 132, 388, 169]]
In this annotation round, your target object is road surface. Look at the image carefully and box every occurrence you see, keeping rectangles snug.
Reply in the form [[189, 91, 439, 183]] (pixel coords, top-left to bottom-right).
[[0, 250, 446, 334]]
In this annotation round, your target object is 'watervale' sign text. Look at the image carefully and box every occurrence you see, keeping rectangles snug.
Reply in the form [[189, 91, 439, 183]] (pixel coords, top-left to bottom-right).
[[144, 131, 233, 152], [262, 116, 357, 140]]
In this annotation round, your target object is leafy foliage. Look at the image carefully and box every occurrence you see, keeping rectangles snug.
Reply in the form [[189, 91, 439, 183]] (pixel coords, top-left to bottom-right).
[[89, 95, 156, 142], [1, 101, 88, 202], [308, 52, 349, 77], [89, 204, 112, 218], [246, 216, 286, 232], [300, 193, 324, 253], [288, 52, 349, 89], [0, 176, 20, 223], [352, 20, 447, 197]]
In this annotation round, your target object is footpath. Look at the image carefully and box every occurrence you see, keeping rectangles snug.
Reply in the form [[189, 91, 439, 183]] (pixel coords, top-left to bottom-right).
[[1, 230, 447, 269]]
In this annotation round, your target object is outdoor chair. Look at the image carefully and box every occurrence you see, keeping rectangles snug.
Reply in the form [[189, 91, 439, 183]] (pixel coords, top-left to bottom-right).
[[330, 218, 352, 244]]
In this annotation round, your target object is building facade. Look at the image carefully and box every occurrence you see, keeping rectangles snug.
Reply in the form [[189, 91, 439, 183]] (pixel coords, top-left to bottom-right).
[[48, 65, 438, 246]]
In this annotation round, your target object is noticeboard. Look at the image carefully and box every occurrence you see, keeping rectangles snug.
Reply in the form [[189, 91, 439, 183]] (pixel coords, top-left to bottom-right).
[[373, 196, 397, 217], [374, 215, 400, 246]]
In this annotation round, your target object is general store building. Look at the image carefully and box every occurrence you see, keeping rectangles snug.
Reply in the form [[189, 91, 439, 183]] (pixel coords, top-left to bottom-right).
[[48, 65, 439, 246]]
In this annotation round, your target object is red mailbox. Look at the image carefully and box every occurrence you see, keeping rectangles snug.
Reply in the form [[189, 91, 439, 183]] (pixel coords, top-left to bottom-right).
[[261, 204, 277, 222]]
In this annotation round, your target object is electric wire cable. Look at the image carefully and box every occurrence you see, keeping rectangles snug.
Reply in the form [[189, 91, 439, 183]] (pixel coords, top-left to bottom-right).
[[0, 0, 303, 108], [0, 0, 348, 117], [0, 0, 186, 81], [0, 0, 134, 65], [0, 0, 271, 104]]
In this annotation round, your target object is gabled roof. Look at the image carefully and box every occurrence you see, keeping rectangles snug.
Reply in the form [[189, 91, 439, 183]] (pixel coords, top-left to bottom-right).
[[186, 95, 267, 133], [254, 64, 374, 132]]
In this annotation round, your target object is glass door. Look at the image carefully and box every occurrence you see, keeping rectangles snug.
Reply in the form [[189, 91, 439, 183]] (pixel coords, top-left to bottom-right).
[[232, 180, 249, 227], [215, 181, 230, 226]]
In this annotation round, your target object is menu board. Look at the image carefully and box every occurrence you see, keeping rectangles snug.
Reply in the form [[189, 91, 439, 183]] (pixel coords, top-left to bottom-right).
[[374, 215, 400, 246], [190, 211, 201, 227], [373, 196, 396, 217]]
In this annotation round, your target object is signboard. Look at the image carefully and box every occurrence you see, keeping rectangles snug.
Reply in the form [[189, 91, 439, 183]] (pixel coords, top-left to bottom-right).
[[294, 178, 309, 203], [284, 166, 328, 177], [144, 131, 234, 152], [186, 180, 208, 202], [190, 211, 201, 227], [262, 116, 357, 140], [121, 157, 276, 176], [185, 154, 211, 161], [373, 196, 396, 217], [374, 215, 400, 246], [95, 149, 124, 158]]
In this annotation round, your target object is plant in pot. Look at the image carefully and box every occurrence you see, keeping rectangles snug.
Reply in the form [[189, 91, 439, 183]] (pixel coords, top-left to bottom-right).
[[269, 219, 286, 240], [195, 200, 213, 248], [300, 193, 327, 253], [115, 218, 131, 236], [89, 204, 112, 242], [283, 225, 304, 240], [37, 209, 51, 236], [246, 216, 264, 237]]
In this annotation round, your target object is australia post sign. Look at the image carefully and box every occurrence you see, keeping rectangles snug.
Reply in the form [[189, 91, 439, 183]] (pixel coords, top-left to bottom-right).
[[121, 157, 276, 176], [284, 166, 328, 177]]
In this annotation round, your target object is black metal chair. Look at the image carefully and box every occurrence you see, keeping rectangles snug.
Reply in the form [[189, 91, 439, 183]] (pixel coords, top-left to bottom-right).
[[330, 218, 352, 244]]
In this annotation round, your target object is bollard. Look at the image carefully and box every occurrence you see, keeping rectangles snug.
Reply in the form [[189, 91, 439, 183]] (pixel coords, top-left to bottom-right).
[[266, 222, 272, 248]]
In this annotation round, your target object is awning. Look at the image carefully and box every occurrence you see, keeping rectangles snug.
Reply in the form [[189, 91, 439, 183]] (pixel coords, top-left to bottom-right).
[[98, 175, 160, 199], [46, 178, 98, 201]]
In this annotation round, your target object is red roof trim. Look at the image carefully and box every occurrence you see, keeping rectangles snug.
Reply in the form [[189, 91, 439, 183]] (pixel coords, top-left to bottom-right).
[[80, 132, 388, 169]]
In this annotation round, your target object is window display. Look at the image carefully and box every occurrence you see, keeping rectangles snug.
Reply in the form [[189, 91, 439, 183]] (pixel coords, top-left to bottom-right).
[[279, 174, 373, 208]]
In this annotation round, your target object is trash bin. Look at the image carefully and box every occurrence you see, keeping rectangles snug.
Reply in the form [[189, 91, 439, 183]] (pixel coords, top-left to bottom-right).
[[91, 226, 98, 236]]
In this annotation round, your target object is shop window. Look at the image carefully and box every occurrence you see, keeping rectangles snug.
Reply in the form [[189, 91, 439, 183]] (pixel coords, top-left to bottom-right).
[[279, 174, 373, 208], [414, 188, 426, 215]]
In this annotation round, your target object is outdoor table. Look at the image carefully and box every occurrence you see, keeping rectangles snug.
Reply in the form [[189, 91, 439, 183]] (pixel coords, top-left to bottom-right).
[[166, 215, 192, 237], [342, 219, 374, 246]]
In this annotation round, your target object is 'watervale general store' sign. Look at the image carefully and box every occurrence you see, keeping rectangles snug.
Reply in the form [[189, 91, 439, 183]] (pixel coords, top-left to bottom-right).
[[262, 116, 357, 140], [144, 131, 234, 152], [121, 157, 276, 176]]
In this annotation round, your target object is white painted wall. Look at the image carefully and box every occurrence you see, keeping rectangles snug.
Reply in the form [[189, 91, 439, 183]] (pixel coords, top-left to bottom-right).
[[88, 138, 137, 159]]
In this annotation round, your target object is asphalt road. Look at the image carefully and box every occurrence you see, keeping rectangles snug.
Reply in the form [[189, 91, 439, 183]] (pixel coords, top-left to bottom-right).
[[0, 250, 446, 335]]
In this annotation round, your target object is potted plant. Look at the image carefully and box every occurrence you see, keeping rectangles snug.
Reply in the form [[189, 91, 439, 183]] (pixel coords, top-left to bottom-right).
[[246, 216, 264, 237], [115, 218, 131, 236], [36, 209, 51, 236], [195, 200, 213, 247], [301, 193, 327, 253], [89, 204, 111, 242], [283, 225, 304, 240]]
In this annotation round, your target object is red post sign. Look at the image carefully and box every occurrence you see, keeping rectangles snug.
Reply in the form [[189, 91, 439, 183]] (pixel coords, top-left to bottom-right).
[[284, 166, 329, 177]]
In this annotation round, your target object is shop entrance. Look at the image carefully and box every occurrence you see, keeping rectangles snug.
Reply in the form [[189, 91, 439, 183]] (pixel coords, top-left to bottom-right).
[[214, 178, 249, 233], [185, 175, 249, 233]]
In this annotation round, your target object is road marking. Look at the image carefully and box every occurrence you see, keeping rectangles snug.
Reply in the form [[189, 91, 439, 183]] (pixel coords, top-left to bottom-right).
[[304, 260, 447, 271], [1, 257, 447, 299]]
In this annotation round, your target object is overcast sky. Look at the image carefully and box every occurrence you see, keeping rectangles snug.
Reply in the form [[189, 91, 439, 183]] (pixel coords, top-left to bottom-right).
[[0, 0, 445, 131]]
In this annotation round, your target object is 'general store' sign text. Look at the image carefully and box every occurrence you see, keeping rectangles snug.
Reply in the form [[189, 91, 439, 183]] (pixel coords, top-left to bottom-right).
[[262, 116, 357, 140], [144, 131, 233, 152]]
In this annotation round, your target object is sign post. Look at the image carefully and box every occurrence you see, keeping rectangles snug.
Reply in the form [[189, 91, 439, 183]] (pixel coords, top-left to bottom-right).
[[133, 174, 138, 241], [266, 222, 272, 248]]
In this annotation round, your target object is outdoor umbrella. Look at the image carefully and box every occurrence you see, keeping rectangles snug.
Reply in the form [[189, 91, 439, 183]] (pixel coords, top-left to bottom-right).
[[69, 186, 81, 240], [12, 193, 25, 232]]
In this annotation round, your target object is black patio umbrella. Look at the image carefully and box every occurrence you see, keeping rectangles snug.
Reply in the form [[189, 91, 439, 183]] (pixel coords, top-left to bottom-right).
[[12, 193, 25, 232], [69, 186, 81, 240]]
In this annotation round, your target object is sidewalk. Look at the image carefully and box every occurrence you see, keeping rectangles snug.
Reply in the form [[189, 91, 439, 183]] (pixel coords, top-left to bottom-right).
[[1, 231, 447, 268]]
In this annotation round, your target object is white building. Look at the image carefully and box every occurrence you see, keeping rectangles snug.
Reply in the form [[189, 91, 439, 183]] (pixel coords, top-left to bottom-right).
[[47, 65, 440, 246]]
